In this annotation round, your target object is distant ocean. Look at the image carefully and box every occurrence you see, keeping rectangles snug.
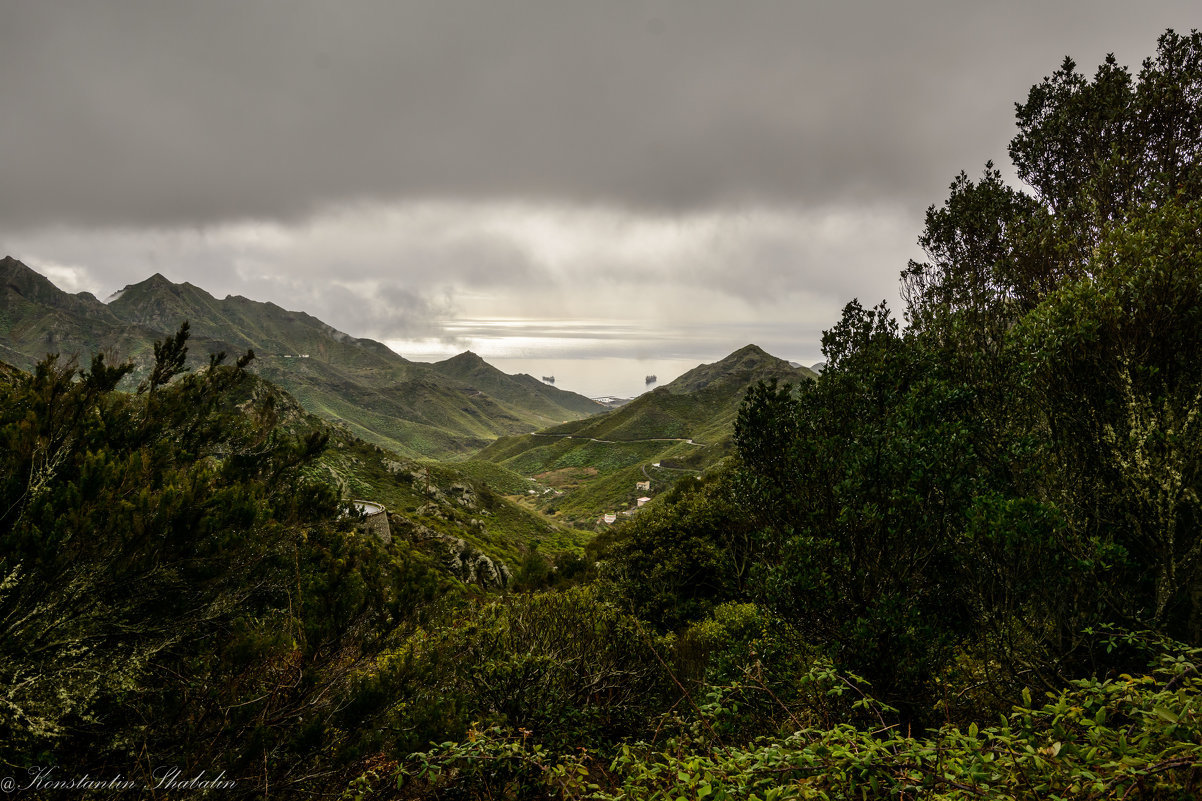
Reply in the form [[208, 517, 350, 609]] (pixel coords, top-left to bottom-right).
[[481, 356, 704, 400]]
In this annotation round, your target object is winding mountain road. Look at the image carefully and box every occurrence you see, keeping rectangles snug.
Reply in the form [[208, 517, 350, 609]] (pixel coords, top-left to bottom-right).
[[529, 432, 702, 446]]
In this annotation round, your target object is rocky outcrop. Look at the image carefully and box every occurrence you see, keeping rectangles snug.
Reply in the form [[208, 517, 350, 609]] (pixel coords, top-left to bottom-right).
[[391, 514, 511, 589], [445, 482, 478, 508], [396, 469, 480, 512]]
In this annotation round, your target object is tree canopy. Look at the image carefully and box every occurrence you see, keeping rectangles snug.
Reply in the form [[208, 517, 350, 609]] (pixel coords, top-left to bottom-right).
[[0, 325, 443, 792], [732, 29, 1202, 719]]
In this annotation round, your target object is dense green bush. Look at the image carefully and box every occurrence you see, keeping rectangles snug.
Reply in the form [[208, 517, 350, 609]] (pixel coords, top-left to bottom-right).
[[400, 635, 1202, 801], [726, 30, 1202, 727], [390, 587, 675, 754], [0, 329, 444, 794], [592, 468, 757, 631]]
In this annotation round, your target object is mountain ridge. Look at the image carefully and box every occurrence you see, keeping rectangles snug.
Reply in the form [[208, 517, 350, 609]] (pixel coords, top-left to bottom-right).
[[431, 350, 606, 419], [477, 342, 817, 523], [0, 256, 605, 458], [0, 256, 163, 367], [108, 271, 417, 373], [665, 343, 817, 393]]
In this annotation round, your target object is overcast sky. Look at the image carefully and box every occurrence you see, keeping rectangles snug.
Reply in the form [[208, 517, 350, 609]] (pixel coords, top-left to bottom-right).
[[1, 1, 1196, 376]]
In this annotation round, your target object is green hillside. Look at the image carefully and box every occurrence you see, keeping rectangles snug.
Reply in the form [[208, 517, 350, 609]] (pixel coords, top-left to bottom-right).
[[0, 259, 605, 459], [664, 342, 818, 393], [543, 344, 814, 442], [317, 425, 589, 571], [178, 358, 588, 578], [477, 345, 816, 524], [431, 351, 606, 419], [0, 255, 159, 370]]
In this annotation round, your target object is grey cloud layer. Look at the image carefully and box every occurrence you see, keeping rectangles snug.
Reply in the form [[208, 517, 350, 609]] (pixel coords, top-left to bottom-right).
[[1, 203, 905, 347], [1, 2, 1194, 370], [1, 1, 1194, 227]]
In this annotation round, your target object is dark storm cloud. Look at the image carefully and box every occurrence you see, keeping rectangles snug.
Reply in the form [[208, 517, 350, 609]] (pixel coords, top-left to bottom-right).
[[1, 1, 1194, 228]]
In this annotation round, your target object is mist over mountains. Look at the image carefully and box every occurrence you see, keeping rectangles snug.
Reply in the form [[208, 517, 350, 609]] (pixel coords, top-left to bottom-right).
[[1, 256, 804, 463]]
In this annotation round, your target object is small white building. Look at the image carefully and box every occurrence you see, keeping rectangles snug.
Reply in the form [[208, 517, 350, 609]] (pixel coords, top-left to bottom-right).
[[636, 496, 651, 507], [602, 513, 617, 524]]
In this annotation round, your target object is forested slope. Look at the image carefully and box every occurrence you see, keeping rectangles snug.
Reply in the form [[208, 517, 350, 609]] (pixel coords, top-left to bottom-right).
[[0, 340, 449, 792]]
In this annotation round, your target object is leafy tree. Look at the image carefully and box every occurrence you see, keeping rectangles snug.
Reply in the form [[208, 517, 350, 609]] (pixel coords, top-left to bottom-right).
[[142, 319, 190, 392], [1014, 198, 1202, 637], [595, 467, 758, 631], [735, 301, 988, 720], [904, 30, 1202, 652], [733, 30, 1202, 722]]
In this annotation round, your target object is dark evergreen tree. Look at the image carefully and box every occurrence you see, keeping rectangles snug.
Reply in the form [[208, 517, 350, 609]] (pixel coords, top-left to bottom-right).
[[0, 324, 443, 794], [733, 29, 1202, 721]]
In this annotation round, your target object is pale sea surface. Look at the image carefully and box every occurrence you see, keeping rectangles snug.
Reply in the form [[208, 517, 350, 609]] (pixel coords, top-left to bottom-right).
[[485, 356, 705, 400], [388, 336, 720, 399]]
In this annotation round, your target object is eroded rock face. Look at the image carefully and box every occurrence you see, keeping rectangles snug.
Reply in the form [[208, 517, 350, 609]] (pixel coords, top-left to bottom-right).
[[445, 483, 478, 509], [417, 502, 446, 519], [390, 514, 510, 589], [460, 547, 512, 588], [393, 467, 482, 513]]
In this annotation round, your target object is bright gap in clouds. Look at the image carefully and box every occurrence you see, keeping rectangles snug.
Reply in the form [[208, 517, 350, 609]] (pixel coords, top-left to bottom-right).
[[6, 199, 917, 397]]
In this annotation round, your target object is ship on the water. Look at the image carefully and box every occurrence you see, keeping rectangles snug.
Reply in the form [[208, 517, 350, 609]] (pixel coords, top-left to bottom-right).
[[645, 374, 657, 384]]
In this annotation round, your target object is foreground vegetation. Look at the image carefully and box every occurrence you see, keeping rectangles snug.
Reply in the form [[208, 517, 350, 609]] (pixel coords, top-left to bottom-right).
[[0, 338, 449, 791], [1, 29, 1200, 800], [402, 629, 1202, 800]]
